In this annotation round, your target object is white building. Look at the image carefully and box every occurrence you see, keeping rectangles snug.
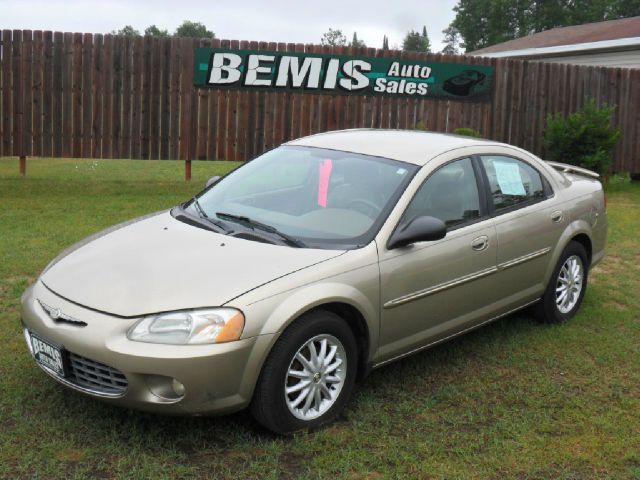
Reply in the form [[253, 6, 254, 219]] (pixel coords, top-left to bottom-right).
[[470, 16, 640, 68]]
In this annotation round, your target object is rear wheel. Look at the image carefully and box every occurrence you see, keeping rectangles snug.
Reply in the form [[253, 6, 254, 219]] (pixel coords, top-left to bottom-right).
[[250, 310, 357, 434], [535, 241, 589, 323]]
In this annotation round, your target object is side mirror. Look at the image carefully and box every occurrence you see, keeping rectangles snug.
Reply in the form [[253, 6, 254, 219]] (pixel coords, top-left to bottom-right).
[[205, 175, 221, 188], [387, 216, 447, 249]]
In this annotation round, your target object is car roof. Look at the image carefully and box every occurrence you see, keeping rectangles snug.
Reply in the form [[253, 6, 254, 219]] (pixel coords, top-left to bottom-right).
[[286, 129, 505, 166]]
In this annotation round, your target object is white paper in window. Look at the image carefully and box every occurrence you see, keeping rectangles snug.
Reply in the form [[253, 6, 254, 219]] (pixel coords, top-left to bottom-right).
[[494, 160, 526, 196]]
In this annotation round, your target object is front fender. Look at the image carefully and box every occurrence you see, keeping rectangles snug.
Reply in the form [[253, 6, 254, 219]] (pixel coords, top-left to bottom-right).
[[240, 279, 378, 353]]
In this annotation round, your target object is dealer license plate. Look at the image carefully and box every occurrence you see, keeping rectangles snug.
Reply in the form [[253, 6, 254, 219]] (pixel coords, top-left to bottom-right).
[[30, 332, 66, 377]]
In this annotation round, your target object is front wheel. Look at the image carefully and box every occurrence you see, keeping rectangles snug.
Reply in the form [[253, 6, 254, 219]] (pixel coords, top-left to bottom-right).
[[535, 241, 589, 323], [250, 310, 358, 434]]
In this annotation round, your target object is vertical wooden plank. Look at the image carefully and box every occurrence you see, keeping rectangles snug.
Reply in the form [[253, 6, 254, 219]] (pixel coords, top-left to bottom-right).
[[71, 32, 82, 157], [1, 30, 12, 155], [41, 31, 53, 157], [32, 31, 43, 156], [111, 35, 123, 158], [91, 34, 103, 158], [254, 42, 268, 155], [102, 34, 113, 158], [130, 35, 143, 159], [262, 41, 277, 151], [178, 37, 193, 161], [243, 39, 259, 160], [624, 68, 636, 173], [226, 39, 240, 160], [235, 39, 250, 161], [140, 35, 151, 159], [61, 31, 73, 157], [52, 31, 63, 157], [81, 33, 93, 158], [149, 36, 161, 159], [273, 42, 287, 146], [280, 42, 295, 142], [120, 35, 132, 159], [205, 37, 220, 160], [364, 47, 377, 129], [169, 36, 181, 160], [22, 30, 33, 156], [196, 38, 211, 160], [187, 38, 199, 163], [160, 36, 171, 160], [319, 44, 332, 133], [215, 39, 230, 160], [12, 30, 23, 157], [631, 69, 640, 173]]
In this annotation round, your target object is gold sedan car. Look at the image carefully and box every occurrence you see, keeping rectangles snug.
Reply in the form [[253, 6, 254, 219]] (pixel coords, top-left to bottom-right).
[[21, 130, 607, 434]]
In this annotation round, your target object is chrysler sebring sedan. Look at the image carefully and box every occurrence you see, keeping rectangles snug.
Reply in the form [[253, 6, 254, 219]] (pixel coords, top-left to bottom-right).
[[21, 129, 607, 433]]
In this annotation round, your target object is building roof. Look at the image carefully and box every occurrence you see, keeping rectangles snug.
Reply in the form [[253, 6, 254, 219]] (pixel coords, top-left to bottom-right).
[[471, 16, 640, 55], [287, 129, 501, 166]]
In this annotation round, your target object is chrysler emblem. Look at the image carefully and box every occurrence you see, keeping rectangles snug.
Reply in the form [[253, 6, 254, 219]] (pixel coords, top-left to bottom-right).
[[37, 299, 87, 326]]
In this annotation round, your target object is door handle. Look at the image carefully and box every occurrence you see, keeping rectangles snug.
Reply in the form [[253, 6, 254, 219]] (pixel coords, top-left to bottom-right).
[[471, 235, 489, 251], [551, 210, 563, 223]]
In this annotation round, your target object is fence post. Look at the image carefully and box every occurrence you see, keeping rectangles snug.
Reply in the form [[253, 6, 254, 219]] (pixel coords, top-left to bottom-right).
[[19, 156, 26, 176], [185, 158, 191, 181]]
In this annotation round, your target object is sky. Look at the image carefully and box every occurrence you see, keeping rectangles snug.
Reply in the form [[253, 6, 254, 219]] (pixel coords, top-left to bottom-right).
[[2, 0, 459, 51]]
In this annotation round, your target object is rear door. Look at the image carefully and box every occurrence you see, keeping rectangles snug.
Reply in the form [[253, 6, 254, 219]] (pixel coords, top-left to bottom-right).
[[476, 154, 564, 310]]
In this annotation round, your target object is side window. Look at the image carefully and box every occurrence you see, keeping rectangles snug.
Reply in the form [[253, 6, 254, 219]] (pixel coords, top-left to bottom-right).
[[401, 158, 481, 229], [480, 156, 545, 212]]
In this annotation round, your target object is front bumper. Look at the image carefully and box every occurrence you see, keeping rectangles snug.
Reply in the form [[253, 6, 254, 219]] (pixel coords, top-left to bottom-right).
[[21, 281, 276, 415]]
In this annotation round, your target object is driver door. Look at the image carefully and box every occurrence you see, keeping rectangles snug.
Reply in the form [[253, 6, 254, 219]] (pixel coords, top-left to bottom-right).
[[377, 157, 499, 363]]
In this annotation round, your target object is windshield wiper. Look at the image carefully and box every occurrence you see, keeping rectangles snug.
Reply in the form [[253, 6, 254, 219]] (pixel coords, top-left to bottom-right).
[[187, 197, 233, 233], [215, 212, 306, 248]]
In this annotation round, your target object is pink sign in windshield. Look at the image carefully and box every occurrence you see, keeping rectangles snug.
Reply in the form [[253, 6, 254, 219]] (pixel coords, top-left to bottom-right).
[[317, 159, 333, 208]]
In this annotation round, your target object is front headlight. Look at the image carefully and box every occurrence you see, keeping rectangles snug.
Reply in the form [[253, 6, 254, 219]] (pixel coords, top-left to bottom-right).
[[127, 308, 245, 345]]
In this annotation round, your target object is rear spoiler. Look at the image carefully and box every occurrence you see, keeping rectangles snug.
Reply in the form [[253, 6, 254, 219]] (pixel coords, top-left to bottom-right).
[[545, 161, 600, 179]]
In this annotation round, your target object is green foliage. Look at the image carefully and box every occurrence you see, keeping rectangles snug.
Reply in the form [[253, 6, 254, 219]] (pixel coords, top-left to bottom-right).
[[543, 99, 621, 176], [174, 20, 214, 38], [111, 25, 140, 36], [451, 0, 640, 52], [144, 25, 169, 37], [414, 120, 428, 131], [349, 32, 366, 48], [441, 25, 463, 55], [321, 28, 347, 46], [454, 127, 482, 138], [402, 26, 431, 52]]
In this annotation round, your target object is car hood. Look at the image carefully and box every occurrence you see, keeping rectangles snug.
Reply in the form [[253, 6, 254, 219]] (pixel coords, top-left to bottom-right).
[[41, 211, 345, 317]]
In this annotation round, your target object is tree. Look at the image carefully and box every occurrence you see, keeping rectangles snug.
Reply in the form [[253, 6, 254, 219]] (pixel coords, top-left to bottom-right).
[[350, 32, 366, 48], [112, 25, 140, 36], [174, 20, 214, 38], [441, 25, 463, 55], [145, 25, 169, 37], [451, 0, 640, 52], [321, 28, 347, 46], [382, 35, 389, 50], [402, 26, 430, 52]]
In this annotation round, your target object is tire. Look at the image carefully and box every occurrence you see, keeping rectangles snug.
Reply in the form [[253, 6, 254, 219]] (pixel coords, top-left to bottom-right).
[[250, 310, 358, 434], [535, 241, 589, 323]]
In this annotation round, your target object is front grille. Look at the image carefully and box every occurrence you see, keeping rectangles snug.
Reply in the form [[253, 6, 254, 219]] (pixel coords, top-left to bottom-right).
[[67, 352, 128, 395]]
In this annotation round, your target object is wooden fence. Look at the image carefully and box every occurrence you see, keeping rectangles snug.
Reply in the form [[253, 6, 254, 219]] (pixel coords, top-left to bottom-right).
[[1, 29, 639, 172]]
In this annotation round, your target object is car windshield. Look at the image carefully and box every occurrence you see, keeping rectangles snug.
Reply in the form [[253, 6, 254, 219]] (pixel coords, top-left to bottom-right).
[[180, 145, 418, 249]]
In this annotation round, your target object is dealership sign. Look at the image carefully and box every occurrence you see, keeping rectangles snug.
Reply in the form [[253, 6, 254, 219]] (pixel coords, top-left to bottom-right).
[[194, 48, 494, 101]]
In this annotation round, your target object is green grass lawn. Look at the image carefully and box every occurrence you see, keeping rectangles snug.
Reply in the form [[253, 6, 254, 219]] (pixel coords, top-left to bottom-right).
[[1, 157, 639, 479]]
